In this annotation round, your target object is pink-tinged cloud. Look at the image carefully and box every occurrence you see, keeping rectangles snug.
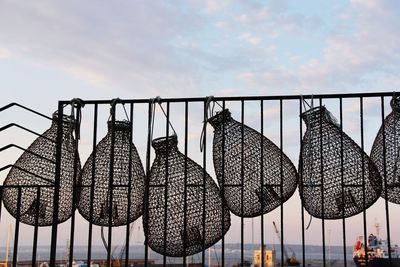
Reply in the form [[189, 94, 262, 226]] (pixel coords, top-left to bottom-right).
[[238, 0, 400, 93], [0, 48, 11, 58]]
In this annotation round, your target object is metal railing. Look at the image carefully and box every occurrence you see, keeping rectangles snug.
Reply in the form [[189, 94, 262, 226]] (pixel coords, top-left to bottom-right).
[[0, 92, 398, 267]]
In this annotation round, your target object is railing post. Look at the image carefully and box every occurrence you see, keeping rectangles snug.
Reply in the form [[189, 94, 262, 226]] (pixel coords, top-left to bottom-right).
[[49, 102, 65, 266]]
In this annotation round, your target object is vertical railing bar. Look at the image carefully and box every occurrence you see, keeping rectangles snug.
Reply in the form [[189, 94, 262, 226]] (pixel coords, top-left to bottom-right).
[[107, 105, 117, 267], [200, 100, 207, 266], [360, 97, 369, 266], [162, 102, 171, 266], [280, 99, 284, 267], [221, 100, 226, 267], [319, 98, 326, 267], [183, 101, 189, 267], [339, 97, 347, 267], [299, 99, 306, 267], [31, 186, 40, 267], [380, 96, 392, 263], [12, 187, 21, 267], [50, 102, 64, 266], [144, 102, 153, 267], [125, 102, 135, 267], [240, 100, 245, 267], [87, 103, 98, 266], [69, 103, 82, 267], [260, 100, 265, 267]]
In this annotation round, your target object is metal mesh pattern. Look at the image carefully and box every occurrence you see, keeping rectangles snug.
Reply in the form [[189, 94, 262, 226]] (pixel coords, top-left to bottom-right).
[[3, 114, 80, 226], [370, 97, 400, 204], [299, 106, 382, 219], [77, 120, 145, 226], [144, 135, 231, 257], [208, 109, 298, 217]]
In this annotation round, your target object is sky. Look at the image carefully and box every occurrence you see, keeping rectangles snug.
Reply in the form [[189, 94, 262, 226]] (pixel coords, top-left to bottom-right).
[[1, 0, 399, 106], [1, 0, 400, 259]]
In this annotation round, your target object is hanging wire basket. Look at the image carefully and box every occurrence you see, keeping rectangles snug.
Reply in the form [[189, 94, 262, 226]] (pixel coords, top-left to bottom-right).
[[77, 120, 145, 226], [299, 106, 382, 219], [144, 135, 231, 257], [2, 112, 80, 226], [208, 109, 298, 217], [370, 96, 400, 204]]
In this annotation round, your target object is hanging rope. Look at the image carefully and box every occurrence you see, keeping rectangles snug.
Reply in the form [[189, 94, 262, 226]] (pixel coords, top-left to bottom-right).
[[199, 96, 224, 152], [200, 96, 215, 152], [148, 96, 177, 142], [109, 98, 129, 122]]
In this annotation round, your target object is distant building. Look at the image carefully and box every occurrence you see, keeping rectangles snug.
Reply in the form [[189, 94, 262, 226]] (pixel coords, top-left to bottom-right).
[[252, 246, 275, 267]]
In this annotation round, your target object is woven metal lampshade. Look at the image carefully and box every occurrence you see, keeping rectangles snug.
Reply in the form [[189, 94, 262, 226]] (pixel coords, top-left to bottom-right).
[[77, 120, 145, 226], [299, 106, 382, 219], [370, 97, 400, 204], [3, 113, 80, 226], [144, 135, 231, 257], [208, 109, 298, 217]]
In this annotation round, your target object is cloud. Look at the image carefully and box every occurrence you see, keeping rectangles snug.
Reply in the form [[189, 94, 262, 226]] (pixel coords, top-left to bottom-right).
[[238, 0, 400, 93], [239, 33, 262, 45], [0, 1, 205, 96], [204, 0, 233, 13], [234, 1, 323, 38], [384, 74, 400, 86], [1, 0, 399, 99], [0, 48, 11, 58], [349, 0, 395, 12]]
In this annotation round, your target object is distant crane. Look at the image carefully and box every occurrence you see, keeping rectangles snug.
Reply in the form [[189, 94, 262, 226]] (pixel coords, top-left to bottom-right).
[[101, 222, 136, 267], [272, 221, 300, 266]]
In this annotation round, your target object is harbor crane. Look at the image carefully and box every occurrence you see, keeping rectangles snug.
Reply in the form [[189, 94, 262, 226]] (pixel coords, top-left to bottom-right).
[[272, 221, 300, 266]]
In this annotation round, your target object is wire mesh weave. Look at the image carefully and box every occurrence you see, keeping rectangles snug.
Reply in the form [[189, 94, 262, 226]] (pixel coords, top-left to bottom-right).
[[3, 113, 80, 226], [370, 97, 400, 204], [299, 106, 382, 219], [144, 135, 231, 257], [77, 120, 145, 226], [208, 109, 298, 217]]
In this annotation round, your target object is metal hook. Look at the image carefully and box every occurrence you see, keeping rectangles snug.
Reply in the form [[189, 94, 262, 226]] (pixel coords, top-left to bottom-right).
[[71, 98, 85, 108], [110, 98, 122, 116]]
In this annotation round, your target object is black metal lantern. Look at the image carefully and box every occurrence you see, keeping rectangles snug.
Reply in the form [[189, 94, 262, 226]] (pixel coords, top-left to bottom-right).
[[144, 135, 231, 257], [299, 106, 382, 219], [208, 109, 298, 217], [77, 120, 145, 226], [370, 96, 400, 204], [2, 112, 80, 226]]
